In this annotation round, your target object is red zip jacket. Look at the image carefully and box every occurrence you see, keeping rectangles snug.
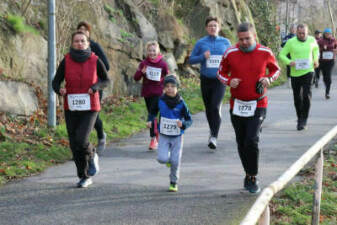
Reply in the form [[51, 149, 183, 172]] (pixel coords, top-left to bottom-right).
[[64, 53, 100, 111], [134, 55, 169, 97], [217, 43, 280, 109], [317, 37, 337, 61]]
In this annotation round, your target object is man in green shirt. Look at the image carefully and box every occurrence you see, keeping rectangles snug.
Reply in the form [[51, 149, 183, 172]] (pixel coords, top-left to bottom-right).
[[279, 24, 319, 130]]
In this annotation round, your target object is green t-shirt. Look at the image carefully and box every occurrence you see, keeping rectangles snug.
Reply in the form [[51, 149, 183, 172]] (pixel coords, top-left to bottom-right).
[[279, 36, 319, 77]]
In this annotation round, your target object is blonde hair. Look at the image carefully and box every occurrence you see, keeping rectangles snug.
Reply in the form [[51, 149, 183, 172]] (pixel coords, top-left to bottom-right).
[[145, 41, 160, 54]]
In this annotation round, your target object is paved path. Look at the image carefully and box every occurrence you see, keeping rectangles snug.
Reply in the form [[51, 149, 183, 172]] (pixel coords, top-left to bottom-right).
[[1, 76, 337, 225]]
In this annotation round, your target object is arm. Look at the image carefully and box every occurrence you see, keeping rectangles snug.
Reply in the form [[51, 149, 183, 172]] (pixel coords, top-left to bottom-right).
[[217, 53, 231, 85], [188, 41, 205, 64], [91, 41, 110, 71], [181, 101, 192, 130], [52, 59, 65, 95], [279, 41, 292, 65], [134, 62, 145, 81], [163, 61, 169, 76], [313, 40, 319, 63], [90, 58, 110, 92], [266, 51, 281, 83]]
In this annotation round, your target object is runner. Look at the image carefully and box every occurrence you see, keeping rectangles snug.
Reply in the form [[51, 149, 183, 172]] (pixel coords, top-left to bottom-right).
[[217, 22, 280, 193], [317, 28, 337, 99], [281, 25, 296, 84], [52, 31, 110, 188], [147, 75, 192, 192], [189, 16, 231, 150], [77, 21, 110, 155], [313, 30, 322, 87], [134, 41, 169, 150], [279, 24, 319, 130]]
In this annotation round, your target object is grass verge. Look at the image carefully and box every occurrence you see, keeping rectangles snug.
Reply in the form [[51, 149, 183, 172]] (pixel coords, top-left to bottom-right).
[[270, 147, 337, 225]]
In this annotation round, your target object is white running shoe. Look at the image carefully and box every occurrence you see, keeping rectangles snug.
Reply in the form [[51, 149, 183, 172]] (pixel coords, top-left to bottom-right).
[[78, 178, 93, 188], [208, 136, 217, 150]]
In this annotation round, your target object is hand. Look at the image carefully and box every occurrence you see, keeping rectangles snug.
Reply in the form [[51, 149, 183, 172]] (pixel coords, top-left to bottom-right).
[[141, 65, 147, 74], [204, 50, 210, 59], [314, 61, 319, 69], [146, 121, 152, 128], [88, 88, 94, 94], [259, 77, 271, 88], [230, 78, 241, 88], [59, 88, 66, 96], [289, 61, 296, 67], [177, 120, 183, 128]]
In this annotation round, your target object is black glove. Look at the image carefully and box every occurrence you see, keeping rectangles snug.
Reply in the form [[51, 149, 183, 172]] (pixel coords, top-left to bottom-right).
[[256, 81, 264, 95]]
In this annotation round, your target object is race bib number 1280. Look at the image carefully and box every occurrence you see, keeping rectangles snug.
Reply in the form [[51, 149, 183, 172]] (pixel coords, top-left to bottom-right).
[[67, 94, 91, 111]]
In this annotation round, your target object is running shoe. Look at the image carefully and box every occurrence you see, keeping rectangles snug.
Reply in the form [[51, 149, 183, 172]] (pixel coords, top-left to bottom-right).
[[168, 183, 178, 192], [208, 136, 217, 150], [97, 132, 106, 155], [78, 178, 93, 188], [325, 94, 330, 99], [246, 176, 260, 194], [166, 162, 171, 168], [88, 152, 100, 176], [149, 138, 158, 150]]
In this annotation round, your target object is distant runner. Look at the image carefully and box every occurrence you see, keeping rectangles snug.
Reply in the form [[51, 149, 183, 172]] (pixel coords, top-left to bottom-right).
[[279, 24, 319, 130], [189, 16, 231, 150], [317, 28, 337, 99]]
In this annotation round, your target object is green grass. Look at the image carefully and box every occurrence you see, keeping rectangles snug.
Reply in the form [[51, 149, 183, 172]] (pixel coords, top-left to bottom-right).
[[271, 152, 337, 225], [0, 140, 70, 185], [6, 14, 39, 35]]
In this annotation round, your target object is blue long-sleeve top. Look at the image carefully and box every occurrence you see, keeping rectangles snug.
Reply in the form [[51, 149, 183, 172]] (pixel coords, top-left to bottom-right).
[[189, 35, 231, 79], [148, 95, 192, 136]]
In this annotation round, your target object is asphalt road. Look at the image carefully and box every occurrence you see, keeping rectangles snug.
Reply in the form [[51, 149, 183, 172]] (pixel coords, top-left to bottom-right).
[[1, 75, 337, 225]]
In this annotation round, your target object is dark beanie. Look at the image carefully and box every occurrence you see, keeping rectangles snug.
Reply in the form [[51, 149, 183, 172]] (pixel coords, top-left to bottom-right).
[[164, 75, 179, 87]]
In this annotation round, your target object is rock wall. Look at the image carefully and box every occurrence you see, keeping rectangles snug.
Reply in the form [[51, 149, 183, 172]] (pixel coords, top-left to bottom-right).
[[0, 0, 255, 115]]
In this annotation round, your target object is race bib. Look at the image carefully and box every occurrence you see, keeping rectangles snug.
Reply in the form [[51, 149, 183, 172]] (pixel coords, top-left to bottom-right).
[[146, 66, 162, 81], [233, 99, 257, 117], [67, 94, 91, 111], [295, 59, 310, 70], [322, 51, 334, 60], [160, 117, 181, 136], [206, 55, 222, 68]]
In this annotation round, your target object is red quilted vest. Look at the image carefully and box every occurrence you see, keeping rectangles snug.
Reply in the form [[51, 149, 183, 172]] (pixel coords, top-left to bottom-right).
[[64, 53, 100, 111]]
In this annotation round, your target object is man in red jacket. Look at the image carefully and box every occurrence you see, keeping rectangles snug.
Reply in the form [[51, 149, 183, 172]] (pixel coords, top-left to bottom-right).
[[217, 22, 280, 193]]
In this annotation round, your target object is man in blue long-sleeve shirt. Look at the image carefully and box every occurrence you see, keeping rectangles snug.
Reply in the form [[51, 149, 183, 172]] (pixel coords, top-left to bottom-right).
[[189, 16, 231, 150]]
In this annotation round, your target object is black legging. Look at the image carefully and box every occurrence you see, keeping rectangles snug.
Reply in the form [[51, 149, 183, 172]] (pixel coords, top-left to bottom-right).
[[65, 110, 98, 179], [230, 108, 266, 176], [291, 72, 313, 120], [94, 90, 104, 139], [320, 60, 335, 95], [200, 76, 226, 138], [145, 96, 160, 138]]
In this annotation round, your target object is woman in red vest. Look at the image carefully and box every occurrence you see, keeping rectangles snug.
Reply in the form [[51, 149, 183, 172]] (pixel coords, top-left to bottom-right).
[[52, 31, 110, 188]]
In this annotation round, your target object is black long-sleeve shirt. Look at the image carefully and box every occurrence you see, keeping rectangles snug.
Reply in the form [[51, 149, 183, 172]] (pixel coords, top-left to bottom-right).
[[52, 57, 110, 95], [90, 40, 110, 71]]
